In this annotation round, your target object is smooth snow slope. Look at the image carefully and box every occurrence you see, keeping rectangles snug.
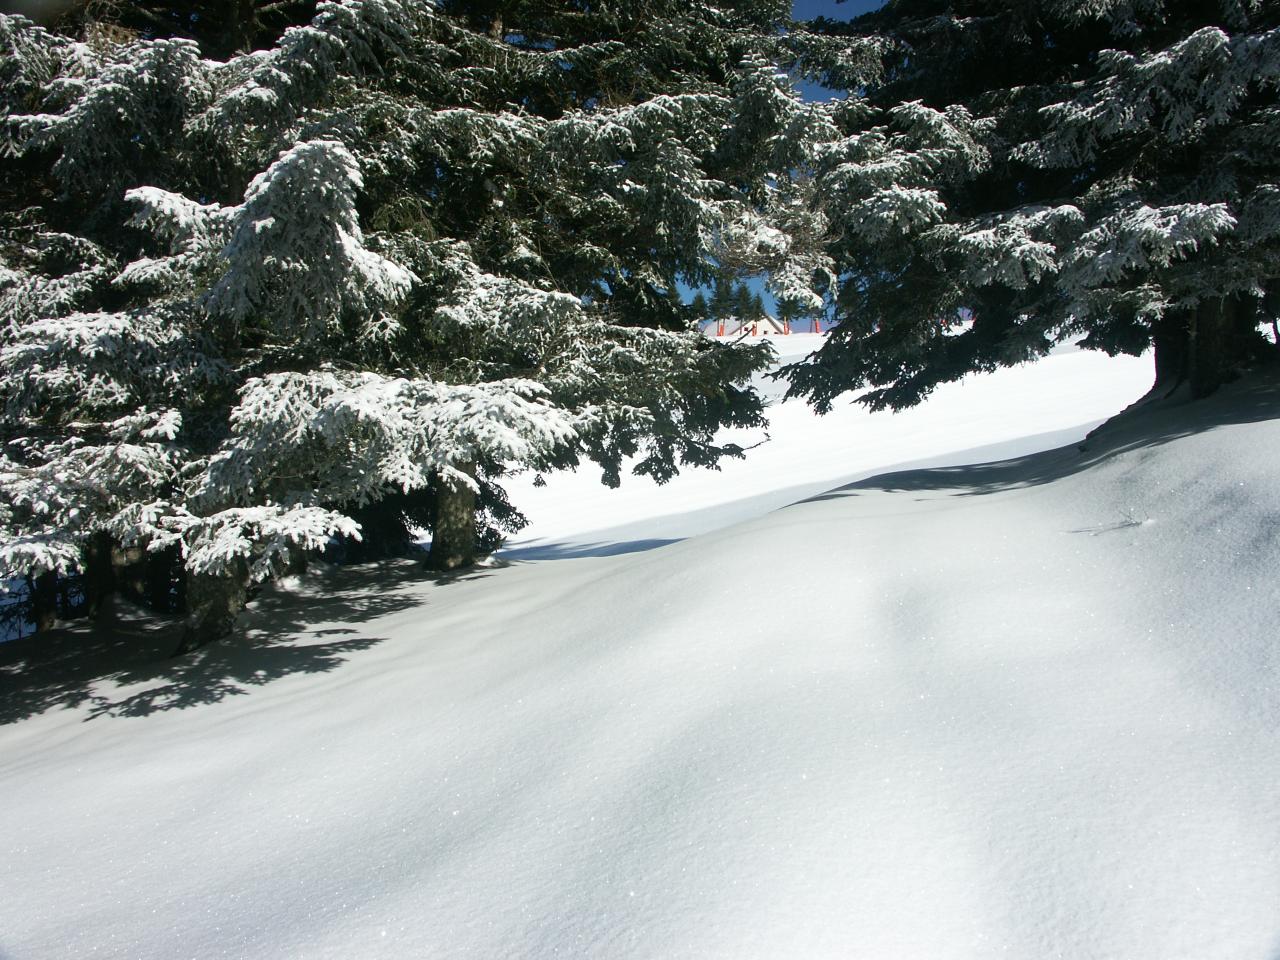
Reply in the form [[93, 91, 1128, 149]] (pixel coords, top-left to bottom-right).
[[2, 355, 1278, 960], [498, 336, 1153, 556]]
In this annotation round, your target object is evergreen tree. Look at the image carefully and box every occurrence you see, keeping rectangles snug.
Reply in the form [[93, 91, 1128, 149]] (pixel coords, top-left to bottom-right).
[[689, 290, 710, 327], [0, 0, 830, 643], [776, 293, 801, 333], [10, 0, 320, 58], [710, 277, 736, 323], [784, 0, 1280, 412]]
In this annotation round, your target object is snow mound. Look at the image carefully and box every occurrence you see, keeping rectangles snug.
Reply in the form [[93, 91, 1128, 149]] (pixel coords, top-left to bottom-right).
[[1, 365, 1278, 959]]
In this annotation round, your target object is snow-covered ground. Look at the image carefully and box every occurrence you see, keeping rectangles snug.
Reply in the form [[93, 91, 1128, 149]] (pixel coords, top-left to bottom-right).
[[499, 335, 1154, 556], [3, 343, 1279, 960]]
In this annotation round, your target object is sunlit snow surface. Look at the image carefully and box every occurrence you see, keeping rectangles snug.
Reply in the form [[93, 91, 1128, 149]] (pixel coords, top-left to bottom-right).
[[3, 341, 1280, 960], [500, 335, 1153, 556]]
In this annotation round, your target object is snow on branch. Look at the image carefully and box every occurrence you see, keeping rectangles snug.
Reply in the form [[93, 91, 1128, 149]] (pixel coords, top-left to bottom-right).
[[112, 501, 361, 582], [417, 108, 542, 167], [124, 188, 231, 252], [0, 531, 82, 581], [0, 233, 115, 336], [1061, 202, 1237, 292], [725, 53, 836, 172], [0, 438, 182, 580], [196, 0, 417, 146], [848, 186, 948, 241], [203, 139, 415, 341], [1024, 25, 1280, 166], [0, 14, 85, 115], [199, 370, 576, 511], [546, 93, 728, 160], [886, 101, 992, 178], [816, 102, 990, 243], [431, 243, 584, 352], [6, 35, 211, 199], [939, 205, 1086, 290], [1, 309, 227, 417]]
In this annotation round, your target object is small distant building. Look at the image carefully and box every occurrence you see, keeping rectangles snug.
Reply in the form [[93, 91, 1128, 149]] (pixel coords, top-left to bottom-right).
[[709, 315, 822, 336], [723, 315, 787, 336]]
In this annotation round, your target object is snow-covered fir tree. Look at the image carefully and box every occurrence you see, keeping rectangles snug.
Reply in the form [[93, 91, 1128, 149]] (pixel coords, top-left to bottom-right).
[[0, 0, 833, 644], [783, 0, 1280, 412]]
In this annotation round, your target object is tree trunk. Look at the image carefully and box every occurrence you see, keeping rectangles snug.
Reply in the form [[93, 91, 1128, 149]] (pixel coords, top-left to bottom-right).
[[83, 531, 116, 621], [284, 548, 309, 578], [1190, 295, 1264, 398], [144, 546, 181, 613], [1151, 310, 1190, 393], [31, 571, 58, 633], [112, 541, 148, 602], [176, 557, 250, 655], [428, 460, 478, 571], [1153, 296, 1264, 399], [338, 495, 416, 562], [231, 0, 262, 54]]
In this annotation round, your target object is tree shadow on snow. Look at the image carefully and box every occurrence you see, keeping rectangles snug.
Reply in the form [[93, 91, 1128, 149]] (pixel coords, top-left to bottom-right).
[[802, 371, 1280, 504], [0, 560, 442, 725], [498, 537, 683, 561]]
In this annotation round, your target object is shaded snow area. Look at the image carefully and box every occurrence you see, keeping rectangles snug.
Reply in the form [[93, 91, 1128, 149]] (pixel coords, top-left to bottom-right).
[[4, 346, 1280, 959]]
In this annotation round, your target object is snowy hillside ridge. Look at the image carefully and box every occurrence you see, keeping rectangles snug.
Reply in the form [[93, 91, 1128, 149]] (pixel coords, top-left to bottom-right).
[[497, 337, 1151, 557], [2, 357, 1278, 958]]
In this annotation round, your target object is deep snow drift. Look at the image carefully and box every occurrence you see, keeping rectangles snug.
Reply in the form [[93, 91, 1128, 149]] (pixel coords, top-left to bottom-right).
[[2, 345, 1278, 960]]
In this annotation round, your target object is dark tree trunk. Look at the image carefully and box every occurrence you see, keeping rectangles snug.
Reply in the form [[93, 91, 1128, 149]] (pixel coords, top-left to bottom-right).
[[1152, 310, 1190, 393], [82, 531, 116, 621], [428, 461, 478, 571], [284, 548, 308, 577], [336, 496, 416, 562], [31, 571, 58, 633], [1153, 296, 1266, 399], [112, 541, 148, 602], [176, 557, 249, 655], [56, 572, 76, 618], [1190, 297, 1224, 398], [144, 546, 181, 613], [1190, 295, 1264, 398], [230, 0, 261, 54]]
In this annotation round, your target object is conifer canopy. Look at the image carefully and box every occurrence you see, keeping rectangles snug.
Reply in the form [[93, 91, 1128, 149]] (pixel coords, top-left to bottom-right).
[[784, 0, 1280, 411], [0, 0, 828, 624]]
